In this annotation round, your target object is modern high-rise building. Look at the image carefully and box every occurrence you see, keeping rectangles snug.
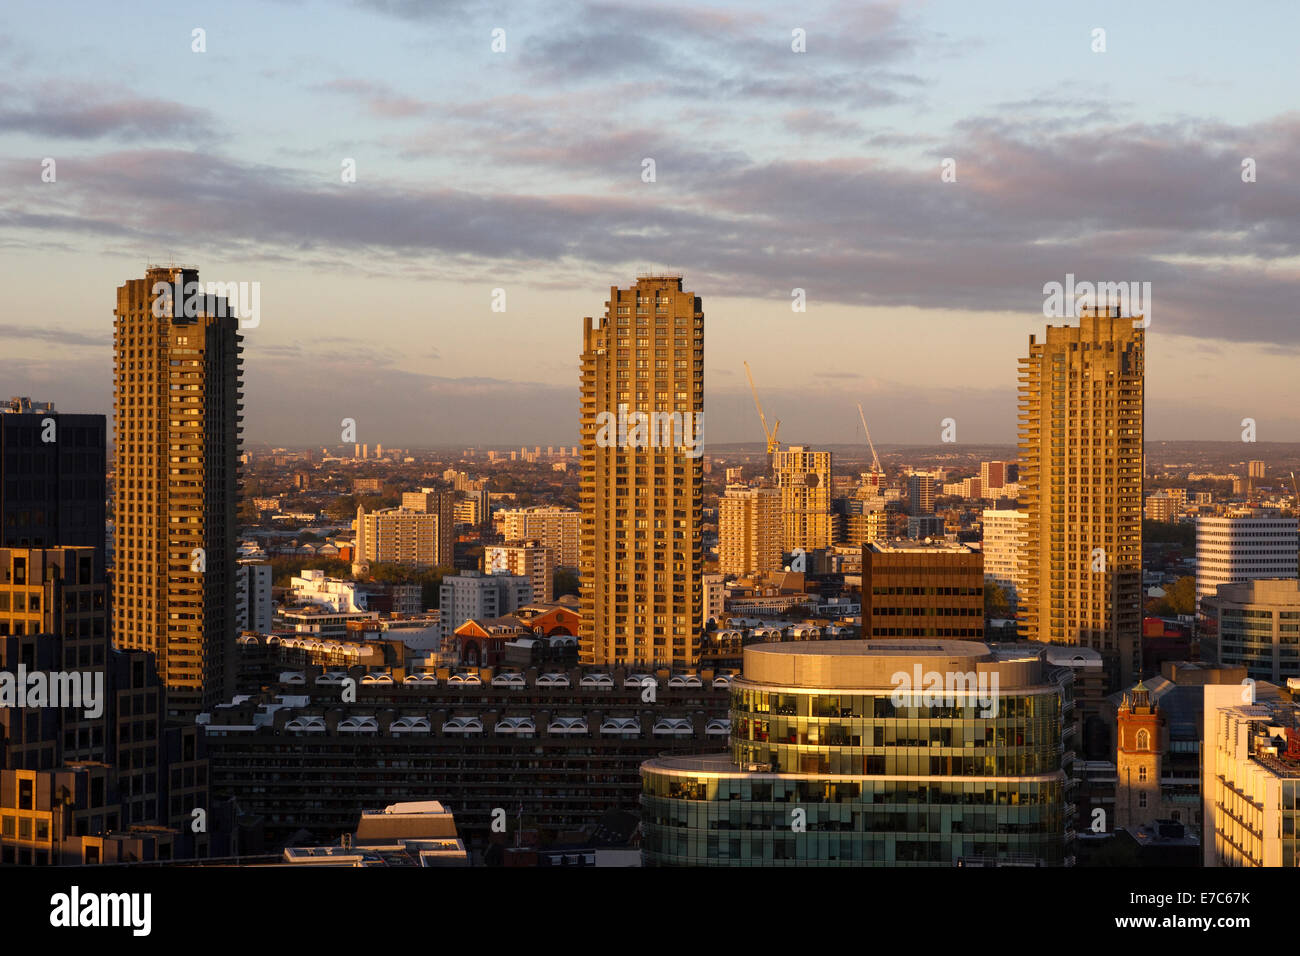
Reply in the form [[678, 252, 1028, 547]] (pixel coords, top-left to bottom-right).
[[906, 515, 946, 540], [113, 266, 243, 720], [353, 506, 447, 573], [579, 275, 704, 668], [1, 399, 106, 572], [981, 509, 1026, 604], [844, 500, 905, 547], [1143, 493, 1179, 522], [1017, 309, 1144, 689], [980, 461, 1007, 493], [453, 490, 490, 528], [442, 469, 485, 493], [717, 485, 781, 576], [497, 506, 580, 568], [1201, 682, 1300, 867], [774, 446, 831, 553], [234, 561, 273, 634], [862, 540, 984, 640], [485, 540, 555, 603], [1202, 578, 1300, 681], [640, 640, 1067, 866], [401, 489, 456, 564], [1195, 513, 1298, 617], [907, 471, 938, 516], [703, 573, 725, 626]]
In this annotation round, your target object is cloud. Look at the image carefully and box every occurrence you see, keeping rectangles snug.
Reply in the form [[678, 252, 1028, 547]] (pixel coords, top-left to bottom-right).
[[0, 83, 215, 141], [510, 0, 925, 108], [3, 108, 1300, 349], [315, 79, 431, 118], [0, 323, 108, 347], [782, 109, 866, 138], [351, 0, 489, 20]]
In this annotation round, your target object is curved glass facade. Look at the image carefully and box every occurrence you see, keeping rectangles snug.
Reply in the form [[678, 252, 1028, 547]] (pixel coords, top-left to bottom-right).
[[642, 768, 1063, 865], [730, 687, 1061, 777], [641, 651, 1067, 867]]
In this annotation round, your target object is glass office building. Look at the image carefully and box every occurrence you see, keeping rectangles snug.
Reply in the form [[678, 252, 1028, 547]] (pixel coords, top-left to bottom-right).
[[641, 640, 1067, 866]]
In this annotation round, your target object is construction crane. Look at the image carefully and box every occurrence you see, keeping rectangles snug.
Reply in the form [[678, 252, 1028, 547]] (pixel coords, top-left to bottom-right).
[[857, 401, 883, 486], [743, 361, 781, 457]]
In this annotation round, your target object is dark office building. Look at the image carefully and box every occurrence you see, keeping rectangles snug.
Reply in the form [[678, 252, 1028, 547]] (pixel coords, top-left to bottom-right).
[[0, 546, 212, 860], [862, 540, 984, 640], [0, 547, 109, 770], [0, 398, 106, 572]]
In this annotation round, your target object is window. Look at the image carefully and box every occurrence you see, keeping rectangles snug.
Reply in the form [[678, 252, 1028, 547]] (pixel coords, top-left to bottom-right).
[[1138, 766, 1147, 782]]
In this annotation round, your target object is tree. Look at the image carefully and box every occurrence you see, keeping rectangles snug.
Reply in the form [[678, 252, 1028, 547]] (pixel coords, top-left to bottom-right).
[[553, 568, 579, 599], [1143, 520, 1194, 548], [984, 581, 1010, 619], [367, 562, 451, 609], [1169, 576, 1196, 616], [1152, 575, 1196, 617], [326, 495, 360, 520]]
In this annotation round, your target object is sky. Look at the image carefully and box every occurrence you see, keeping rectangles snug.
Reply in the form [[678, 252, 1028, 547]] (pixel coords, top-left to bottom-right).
[[1, 0, 1298, 448]]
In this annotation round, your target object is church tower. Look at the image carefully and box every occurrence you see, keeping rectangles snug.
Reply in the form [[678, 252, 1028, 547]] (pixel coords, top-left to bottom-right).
[[1116, 681, 1162, 831]]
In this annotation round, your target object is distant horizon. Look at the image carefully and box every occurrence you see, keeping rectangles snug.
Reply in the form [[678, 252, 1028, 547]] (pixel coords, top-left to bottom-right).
[[227, 438, 1300, 453], [19, 363, 1300, 451]]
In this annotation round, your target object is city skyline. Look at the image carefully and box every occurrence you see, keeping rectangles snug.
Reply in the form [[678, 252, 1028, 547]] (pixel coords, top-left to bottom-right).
[[5, 0, 1300, 901], [3, 1, 1300, 444]]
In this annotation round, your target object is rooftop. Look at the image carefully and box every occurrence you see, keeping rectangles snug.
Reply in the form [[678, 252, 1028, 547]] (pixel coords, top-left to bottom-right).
[[869, 539, 976, 554], [641, 752, 736, 775], [747, 639, 990, 659], [1, 396, 56, 414], [737, 639, 1048, 691], [1042, 646, 1104, 667], [375, 801, 448, 815]]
